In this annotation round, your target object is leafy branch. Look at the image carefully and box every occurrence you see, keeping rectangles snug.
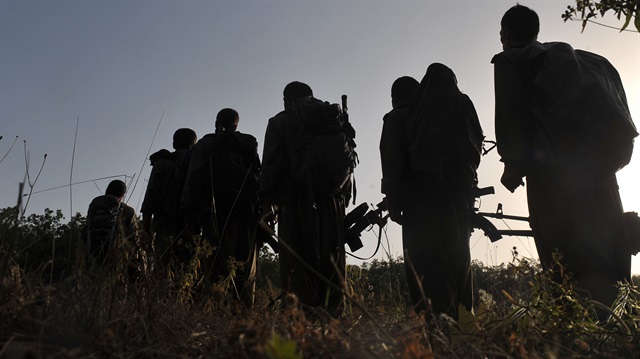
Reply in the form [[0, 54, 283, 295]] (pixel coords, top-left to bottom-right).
[[563, 0, 640, 32]]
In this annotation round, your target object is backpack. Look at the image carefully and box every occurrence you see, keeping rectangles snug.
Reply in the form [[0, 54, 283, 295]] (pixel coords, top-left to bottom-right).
[[207, 131, 260, 204], [83, 194, 123, 257], [162, 150, 191, 220], [289, 96, 358, 196], [625, 212, 640, 255], [143, 149, 191, 234], [521, 42, 637, 172]]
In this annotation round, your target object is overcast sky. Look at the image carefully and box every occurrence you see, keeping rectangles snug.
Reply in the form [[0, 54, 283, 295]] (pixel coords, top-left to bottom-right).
[[1, 0, 638, 273]]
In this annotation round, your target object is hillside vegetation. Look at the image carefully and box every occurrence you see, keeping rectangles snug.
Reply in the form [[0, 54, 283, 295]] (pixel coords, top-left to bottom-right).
[[1, 207, 639, 358]]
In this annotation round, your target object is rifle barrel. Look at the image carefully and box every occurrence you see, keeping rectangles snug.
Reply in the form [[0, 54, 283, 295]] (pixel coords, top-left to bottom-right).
[[495, 229, 533, 237], [477, 212, 530, 222]]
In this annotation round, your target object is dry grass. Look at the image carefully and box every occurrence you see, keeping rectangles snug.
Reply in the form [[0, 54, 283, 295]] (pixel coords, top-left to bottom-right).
[[1, 208, 640, 358]]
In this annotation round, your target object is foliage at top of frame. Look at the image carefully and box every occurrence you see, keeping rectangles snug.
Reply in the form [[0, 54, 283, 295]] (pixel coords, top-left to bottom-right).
[[563, 0, 640, 32]]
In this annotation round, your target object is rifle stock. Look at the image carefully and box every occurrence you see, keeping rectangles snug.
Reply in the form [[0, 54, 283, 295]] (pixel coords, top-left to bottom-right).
[[470, 212, 502, 243], [257, 215, 278, 253]]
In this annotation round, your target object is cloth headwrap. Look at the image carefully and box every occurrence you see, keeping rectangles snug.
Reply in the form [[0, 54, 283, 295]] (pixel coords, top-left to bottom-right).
[[405, 63, 471, 173]]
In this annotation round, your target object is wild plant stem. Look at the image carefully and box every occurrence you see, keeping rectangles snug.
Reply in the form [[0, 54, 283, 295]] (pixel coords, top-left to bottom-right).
[[261, 223, 396, 343], [0, 135, 19, 164], [70, 116, 79, 216], [21, 140, 47, 214], [127, 110, 165, 203]]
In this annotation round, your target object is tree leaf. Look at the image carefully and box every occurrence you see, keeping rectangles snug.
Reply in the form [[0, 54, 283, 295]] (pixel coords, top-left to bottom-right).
[[265, 334, 301, 359], [620, 7, 632, 31], [635, 3, 640, 32]]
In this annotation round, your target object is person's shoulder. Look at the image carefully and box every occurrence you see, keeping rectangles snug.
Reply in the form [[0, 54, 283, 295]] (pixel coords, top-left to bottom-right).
[[234, 131, 259, 150], [121, 203, 136, 216], [491, 47, 523, 65], [491, 41, 548, 64], [149, 149, 173, 166], [269, 110, 289, 123], [235, 131, 257, 142], [266, 110, 292, 132], [383, 106, 409, 122], [88, 195, 119, 213], [197, 133, 216, 143], [90, 194, 117, 205], [192, 133, 216, 149], [460, 93, 473, 103]]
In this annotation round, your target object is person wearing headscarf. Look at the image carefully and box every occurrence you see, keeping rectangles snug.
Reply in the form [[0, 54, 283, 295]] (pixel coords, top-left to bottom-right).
[[381, 64, 483, 319]]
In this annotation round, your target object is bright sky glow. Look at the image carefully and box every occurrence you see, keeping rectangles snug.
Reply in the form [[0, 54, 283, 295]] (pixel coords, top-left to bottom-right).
[[1, 1, 638, 273]]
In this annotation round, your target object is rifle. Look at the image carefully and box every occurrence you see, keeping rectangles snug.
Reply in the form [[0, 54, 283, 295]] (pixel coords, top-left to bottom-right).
[[471, 186, 533, 242], [341, 94, 356, 144], [257, 207, 279, 253], [344, 199, 388, 252], [256, 220, 278, 253]]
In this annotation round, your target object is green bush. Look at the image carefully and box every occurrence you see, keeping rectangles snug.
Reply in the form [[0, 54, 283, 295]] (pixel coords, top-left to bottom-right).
[[1, 207, 85, 282]]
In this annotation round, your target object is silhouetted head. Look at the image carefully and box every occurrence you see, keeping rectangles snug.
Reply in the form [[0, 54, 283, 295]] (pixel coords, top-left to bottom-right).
[[105, 180, 127, 200], [500, 4, 539, 50], [215, 108, 239, 133], [172, 128, 197, 150], [283, 81, 313, 110], [391, 76, 419, 109], [425, 63, 458, 86]]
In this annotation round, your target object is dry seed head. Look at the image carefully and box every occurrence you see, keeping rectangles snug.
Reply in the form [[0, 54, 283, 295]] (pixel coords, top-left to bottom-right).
[[284, 293, 298, 307], [211, 285, 225, 304]]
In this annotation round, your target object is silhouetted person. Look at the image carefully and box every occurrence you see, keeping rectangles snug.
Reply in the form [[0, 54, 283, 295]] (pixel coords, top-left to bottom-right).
[[83, 179, 142, 278], [141, 128, 197, 277], [260, 81, 353, 316], [182, 108, 260, 307], [380, 76, 419, 224], [381, 67, 484, 320], [493, 4, 637, 312]]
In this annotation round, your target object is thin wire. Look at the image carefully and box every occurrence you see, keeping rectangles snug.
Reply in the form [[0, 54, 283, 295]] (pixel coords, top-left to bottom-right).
[[135, 179, 148, 212], [346, 223, 383, 261], [345, 203, 388, 261], [569, 17, 639, 33], [25, 175, 131, 195], [91, 180, 101, 193], [127, 110, 165, 203], [499, 218, 535, 258], [469, 233, 482, 251]]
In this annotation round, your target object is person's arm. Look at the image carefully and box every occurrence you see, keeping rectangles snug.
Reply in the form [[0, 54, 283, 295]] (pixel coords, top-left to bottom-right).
[[121, 205, 138, 241], [380, 109, 406, 223], [259, 116, 286, 214], [181, 139, 210, 231], [140, 163, 163, 233], [493, 53, 533, 192]]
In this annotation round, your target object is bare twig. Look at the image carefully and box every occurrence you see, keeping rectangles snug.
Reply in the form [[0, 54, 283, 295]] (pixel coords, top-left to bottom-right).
[[22, 140, 48, 214], [0, 135, 19, 164], [70, 116, 80, 216], [260, 221, 396, 343]]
